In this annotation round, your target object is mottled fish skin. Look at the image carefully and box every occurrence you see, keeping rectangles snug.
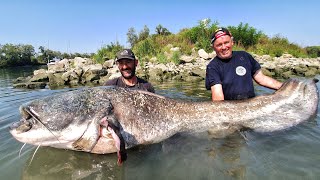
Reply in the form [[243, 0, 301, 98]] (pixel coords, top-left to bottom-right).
[[9, 78, 319, 154]]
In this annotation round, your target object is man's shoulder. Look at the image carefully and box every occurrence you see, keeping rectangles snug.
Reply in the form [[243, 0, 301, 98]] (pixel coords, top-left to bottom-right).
[[137, 77, 155, 93], [233, 51, 250, 56], [207, 56, 222, 67], [137, 77, 150, 84], [233, 50, 244, 54], [104, 77, 120, 86]]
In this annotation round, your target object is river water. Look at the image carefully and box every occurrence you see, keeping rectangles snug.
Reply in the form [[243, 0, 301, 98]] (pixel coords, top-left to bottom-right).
[[1, 66, 320, 180]]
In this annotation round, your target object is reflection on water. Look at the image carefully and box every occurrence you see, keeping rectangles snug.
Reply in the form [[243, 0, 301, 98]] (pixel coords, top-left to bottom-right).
[[1, 66, 320, 180], [22, 147, 121, 180]]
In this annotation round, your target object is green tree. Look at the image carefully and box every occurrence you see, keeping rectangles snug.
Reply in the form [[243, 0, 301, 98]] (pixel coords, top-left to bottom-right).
[[19, 44, 35, 64], [62, 52, 71, 59], [127, 27, 138, 47], [228, 22, 263, 49], [138, 25, 150, 42], [155, 24, 171, 35], [306, 46, 320, 58], [133, 38, 157, 61], [0, 44, 37, 67], [93, 41, 123, 64], [38, 46, 57, 63], [178, 18, 218, 52]]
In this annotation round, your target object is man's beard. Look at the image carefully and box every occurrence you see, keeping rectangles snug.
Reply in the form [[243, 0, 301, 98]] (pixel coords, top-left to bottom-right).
[[121, 67, 136, 79]]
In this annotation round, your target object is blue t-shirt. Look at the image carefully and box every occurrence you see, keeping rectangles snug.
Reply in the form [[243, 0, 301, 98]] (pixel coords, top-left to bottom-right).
[[205, 51, 261, 100]]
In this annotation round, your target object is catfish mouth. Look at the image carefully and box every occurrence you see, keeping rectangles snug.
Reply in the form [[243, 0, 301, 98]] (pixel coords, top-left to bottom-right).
[[10, 106, 41, 134]]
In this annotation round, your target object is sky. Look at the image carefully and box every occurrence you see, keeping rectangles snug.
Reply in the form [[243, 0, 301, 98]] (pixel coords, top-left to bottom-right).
[[1, 0, 319, 54]]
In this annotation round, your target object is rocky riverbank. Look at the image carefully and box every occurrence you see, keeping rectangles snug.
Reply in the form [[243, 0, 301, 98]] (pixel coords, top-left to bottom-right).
[[12, 48, 320, 89]]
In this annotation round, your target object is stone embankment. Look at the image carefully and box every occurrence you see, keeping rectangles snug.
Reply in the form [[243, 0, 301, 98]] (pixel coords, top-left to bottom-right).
[[13, 49, 320, 89]]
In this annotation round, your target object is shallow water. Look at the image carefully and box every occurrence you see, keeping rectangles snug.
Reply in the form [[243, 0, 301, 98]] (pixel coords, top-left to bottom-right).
[[0, 66, 320, 180]]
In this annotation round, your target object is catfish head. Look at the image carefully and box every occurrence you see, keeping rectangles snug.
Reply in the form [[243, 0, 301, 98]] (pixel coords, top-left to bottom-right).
[[9, 88, 122, 155]]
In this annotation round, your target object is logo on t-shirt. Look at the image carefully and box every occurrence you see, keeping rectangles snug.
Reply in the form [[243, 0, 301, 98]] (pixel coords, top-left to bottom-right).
[[236, 66, 246, 76]]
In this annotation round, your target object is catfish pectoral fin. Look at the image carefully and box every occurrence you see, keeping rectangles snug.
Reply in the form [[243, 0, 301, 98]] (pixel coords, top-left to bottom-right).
[[72, 137, 96, 151], [107, 125, 127, 165], [101, 114, 127, 165], [72, 118, 101, 152], [72, 139, 85, 151], [117, 149, 127, 165]]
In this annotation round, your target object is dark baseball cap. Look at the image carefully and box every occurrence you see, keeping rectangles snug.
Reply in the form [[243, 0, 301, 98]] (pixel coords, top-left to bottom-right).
[[116, 49, 136, 61], [210, 27, 232, 44]]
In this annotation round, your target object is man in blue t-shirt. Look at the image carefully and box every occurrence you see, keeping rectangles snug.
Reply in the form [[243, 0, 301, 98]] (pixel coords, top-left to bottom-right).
[[205, 28, 283, 101]]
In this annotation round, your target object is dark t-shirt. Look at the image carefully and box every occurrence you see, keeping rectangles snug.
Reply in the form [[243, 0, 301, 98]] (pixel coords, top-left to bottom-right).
[[205, 51, 261, 100], [104, 77, 155, 93]]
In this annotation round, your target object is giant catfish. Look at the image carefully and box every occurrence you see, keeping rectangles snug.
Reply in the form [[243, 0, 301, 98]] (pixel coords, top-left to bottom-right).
[[9, 78, 319, 164]]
